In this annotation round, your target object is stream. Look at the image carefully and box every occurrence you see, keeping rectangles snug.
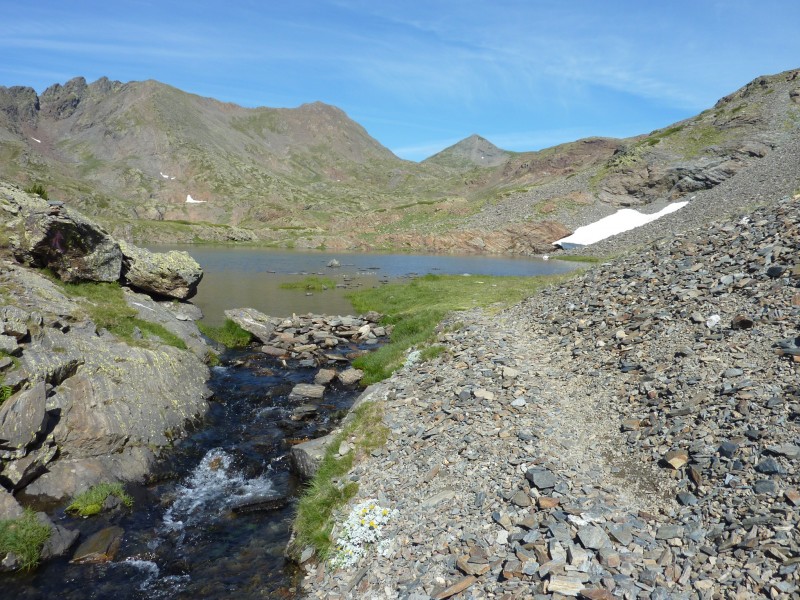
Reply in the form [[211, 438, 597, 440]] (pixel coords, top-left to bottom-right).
[[4, 250, 578, 598], [6, 340, 370, 599]]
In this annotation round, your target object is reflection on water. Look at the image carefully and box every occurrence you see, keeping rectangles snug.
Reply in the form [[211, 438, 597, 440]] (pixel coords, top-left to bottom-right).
[[150, 246, 576, 325]]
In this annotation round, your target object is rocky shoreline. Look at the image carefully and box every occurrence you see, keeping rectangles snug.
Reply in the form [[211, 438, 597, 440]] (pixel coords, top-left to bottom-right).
[[300, 193, 800, 598], [0, 181, 213, 570]]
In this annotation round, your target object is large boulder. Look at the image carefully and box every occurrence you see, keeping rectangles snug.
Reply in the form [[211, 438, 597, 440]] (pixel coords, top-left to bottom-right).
[[119, 241, 203, 300], [1, 181, 122, 282]]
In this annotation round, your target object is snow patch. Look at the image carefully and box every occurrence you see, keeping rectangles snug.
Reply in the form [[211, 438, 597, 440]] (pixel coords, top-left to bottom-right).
[[160, 172, 169, 179], [31, 137, 41, 143], [186, 194, 206, 204], [554, 202, 688, 247]]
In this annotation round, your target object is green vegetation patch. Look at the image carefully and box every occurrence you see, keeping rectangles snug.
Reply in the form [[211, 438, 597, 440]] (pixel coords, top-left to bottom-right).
[[50, 279, 186, 349], [66, 482, 133, 517], [348, 273, 572, 384], [198, 319, 252, 348], [279, 276, 336, 292], [555, 254, 607, 264], [0, 381, 11, 405], [293, 401, 389, 559], [23, 183, 49, 200], [0, 509, 52, 571]]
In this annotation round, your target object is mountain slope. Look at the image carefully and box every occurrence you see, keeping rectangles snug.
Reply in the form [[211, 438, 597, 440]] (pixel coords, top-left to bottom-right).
[[0, 69, 799, 254]]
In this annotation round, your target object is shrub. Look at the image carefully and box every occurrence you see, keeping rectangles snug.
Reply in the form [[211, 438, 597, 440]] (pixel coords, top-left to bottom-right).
[[23, 183, 48, 200]]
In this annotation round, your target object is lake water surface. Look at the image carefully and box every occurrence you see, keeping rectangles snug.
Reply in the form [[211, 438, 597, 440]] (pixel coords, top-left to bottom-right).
[[150, 247, 578, 324]]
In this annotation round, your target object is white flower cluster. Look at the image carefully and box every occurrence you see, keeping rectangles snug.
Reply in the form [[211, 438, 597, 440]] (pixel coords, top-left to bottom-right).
[[331, 499, 396, 568]]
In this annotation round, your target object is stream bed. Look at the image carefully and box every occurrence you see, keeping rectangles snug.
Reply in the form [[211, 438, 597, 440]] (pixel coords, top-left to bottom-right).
[[6, 340, 370, 599]]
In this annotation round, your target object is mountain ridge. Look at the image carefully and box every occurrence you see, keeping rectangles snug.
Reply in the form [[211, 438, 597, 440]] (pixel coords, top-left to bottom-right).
[[0, 69, 799, 254]]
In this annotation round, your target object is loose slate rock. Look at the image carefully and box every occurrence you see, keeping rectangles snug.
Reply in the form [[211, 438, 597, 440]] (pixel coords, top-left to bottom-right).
[[526, 467, 558, 490], [71, 526, 124, 564], [578, 525, 611, 550]]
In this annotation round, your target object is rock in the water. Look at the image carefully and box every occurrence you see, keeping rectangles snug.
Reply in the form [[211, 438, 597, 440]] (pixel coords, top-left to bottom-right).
[[337, 368, 364, 386], [40, 524, 79, 560], [71, 526, 124, 564], [119, 241, 203, 300], [289, 383, 325, 400], [224, 307, 278, 343], [314, 368, 337, 385]]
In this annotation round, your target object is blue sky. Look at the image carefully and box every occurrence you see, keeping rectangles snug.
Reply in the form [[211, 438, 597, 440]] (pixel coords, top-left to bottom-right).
[[1, 1, 798, 161]]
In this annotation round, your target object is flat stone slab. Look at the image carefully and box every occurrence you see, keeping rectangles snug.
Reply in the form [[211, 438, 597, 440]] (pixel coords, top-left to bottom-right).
[[289, 383, 325, 400], [314, 368, 337, 385], [71, 526, 124, 564], [337, 368, 364, 386]]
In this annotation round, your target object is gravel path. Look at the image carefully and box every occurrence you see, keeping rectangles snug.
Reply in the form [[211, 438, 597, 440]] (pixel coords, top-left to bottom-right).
[[300, 193, 800, 599]]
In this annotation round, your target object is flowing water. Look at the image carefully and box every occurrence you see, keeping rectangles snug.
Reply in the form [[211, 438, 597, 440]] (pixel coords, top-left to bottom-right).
[[4, 250, 578, 598]]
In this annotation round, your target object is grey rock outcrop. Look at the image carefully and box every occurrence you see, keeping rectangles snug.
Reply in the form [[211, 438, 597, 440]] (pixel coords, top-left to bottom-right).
[[119, 240, 203, 300], [0, 183, 213, 502], [0, 381, 47, 453], [2, 181, 122, 282]]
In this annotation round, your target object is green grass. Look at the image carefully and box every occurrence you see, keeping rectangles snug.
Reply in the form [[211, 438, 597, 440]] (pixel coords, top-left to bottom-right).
[[66, 482, 133, 516], [555, 254, 606, 264], [419, 344, 446, 361], [279, 276, 336, 291], [0, 509, 52, 571], [293, 401, 389, 559], [198, 319, 252, 348], [46, 279, 187, 349], [0, 381, 11, 405], [347, 273, 573, 384]]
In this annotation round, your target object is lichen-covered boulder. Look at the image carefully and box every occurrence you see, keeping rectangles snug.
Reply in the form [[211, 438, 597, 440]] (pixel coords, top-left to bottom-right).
[[119, 241, 203, 300], [0, 381, 47, 453], [1, 181, 122, 282]]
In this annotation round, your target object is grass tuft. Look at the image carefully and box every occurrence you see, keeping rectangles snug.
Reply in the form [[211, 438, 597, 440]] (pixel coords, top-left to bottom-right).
[[66, 482, 133, 517], [279, 276, 336, 292], [198, 319, 252, 348], [0, 509, 51, 571], [293, 401, 388, 559], [348, 273, 573, 384]]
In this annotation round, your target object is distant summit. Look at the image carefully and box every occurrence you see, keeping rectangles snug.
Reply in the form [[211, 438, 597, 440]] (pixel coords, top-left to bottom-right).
[[424, 134, 509, 168]]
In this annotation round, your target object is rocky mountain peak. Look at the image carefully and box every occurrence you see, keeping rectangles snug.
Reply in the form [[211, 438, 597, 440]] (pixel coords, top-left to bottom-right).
[[425, 133, 509, 168]]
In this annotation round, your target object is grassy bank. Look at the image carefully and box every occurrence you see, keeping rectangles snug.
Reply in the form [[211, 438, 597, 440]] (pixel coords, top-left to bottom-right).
[[44, 276, 187, 350], [347, 273, 574, 384], [293, 401, 388, 559]]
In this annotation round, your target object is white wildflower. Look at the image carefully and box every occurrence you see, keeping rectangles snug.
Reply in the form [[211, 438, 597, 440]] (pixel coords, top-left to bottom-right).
[[331, 498, 397, 568]]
